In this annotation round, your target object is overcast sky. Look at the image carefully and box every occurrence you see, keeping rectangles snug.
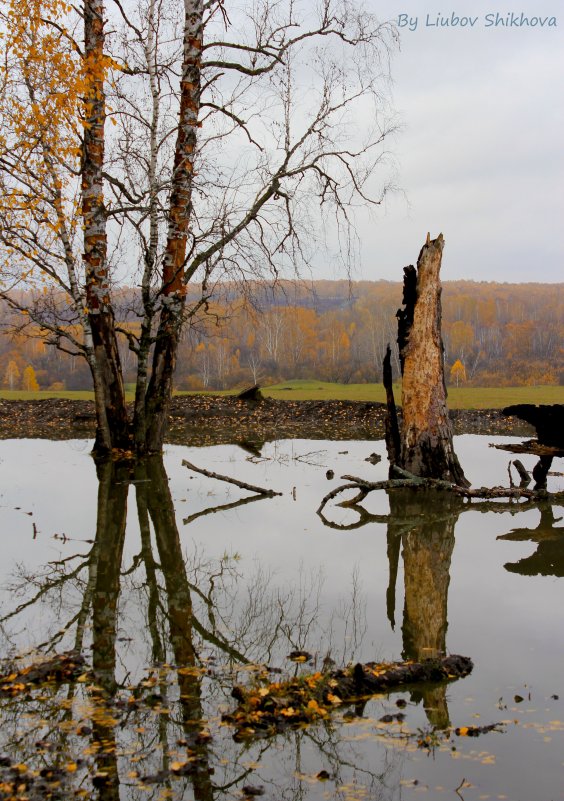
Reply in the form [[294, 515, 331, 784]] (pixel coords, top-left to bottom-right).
[[353, 0, 563, 283]]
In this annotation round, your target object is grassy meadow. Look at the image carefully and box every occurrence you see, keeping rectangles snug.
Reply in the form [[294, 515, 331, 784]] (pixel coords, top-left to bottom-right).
[[260, 380, 564, 408], [1, 380, 562, 409]]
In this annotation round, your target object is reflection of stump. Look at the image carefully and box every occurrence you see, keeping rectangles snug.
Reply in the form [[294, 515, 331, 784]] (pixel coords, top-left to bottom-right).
[[389, 490, 459, 729], [401, 502, 456, 663], [391, 234, 468, 486]]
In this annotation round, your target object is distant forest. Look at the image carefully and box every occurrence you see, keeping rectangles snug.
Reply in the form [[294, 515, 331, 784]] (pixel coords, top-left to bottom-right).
[[1, 280, 562, 391]]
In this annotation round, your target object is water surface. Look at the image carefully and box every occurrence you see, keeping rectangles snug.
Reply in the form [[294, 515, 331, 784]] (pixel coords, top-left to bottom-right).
[[0, 436, 562, 800]]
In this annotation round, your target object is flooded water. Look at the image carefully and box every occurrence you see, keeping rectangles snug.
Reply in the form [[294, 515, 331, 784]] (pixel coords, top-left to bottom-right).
[[0, 436, 563, 800]]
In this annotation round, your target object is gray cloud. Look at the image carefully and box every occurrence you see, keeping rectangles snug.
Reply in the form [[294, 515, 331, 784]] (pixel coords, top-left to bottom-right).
[[358, 1, 563, 281]]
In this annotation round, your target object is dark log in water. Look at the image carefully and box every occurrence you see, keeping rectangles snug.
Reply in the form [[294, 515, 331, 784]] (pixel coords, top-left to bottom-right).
[[502, 404, 564, 448], [223, 654, 473, 738], [497, 405, 563, 489]]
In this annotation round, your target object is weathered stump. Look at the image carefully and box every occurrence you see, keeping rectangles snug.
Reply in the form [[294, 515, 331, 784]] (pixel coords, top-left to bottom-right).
[[391, 234, 468, 486]]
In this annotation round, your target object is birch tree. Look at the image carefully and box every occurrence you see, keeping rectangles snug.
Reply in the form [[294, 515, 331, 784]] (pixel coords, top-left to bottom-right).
[[0, 0, 398, 454]]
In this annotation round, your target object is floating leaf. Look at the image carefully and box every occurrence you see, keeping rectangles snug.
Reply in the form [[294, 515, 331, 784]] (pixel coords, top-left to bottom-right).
[[287, 651, 312, 663]]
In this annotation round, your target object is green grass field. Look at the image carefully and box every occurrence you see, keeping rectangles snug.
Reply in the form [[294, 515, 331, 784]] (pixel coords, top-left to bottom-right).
[[0, 389, 99, 401], [1, 381, 562, 408], [260, 380, 564, 408]]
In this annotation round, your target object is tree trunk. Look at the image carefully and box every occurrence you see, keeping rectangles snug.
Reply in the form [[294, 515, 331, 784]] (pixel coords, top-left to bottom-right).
[[397, 234, 468, 486], [142, 0, 204, 454], [83, 0, 129, 454]]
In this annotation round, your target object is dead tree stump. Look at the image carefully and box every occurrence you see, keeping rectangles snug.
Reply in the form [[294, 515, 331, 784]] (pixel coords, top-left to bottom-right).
[[389, 234, 469, 486]]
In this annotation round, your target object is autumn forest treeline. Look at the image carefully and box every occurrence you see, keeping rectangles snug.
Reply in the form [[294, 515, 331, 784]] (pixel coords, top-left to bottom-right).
[[1, 280, 562, 391]]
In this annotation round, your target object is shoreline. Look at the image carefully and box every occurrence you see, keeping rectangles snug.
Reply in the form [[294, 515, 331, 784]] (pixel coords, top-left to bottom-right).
[[0, 397, 534, 448]]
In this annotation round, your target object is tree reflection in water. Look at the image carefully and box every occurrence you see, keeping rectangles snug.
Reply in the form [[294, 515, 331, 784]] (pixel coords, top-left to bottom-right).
[[387, 491, 460, 730], [0, 454, 397, 800], [319, 485, 463, 730], [497, 503, 564, 576]]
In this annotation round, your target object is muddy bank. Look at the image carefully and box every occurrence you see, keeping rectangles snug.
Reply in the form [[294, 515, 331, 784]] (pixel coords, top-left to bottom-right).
[[0, 396, 533, 448]]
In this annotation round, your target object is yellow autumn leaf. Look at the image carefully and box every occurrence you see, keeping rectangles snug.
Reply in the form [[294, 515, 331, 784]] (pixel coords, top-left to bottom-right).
[[307, 699, 327, 715]]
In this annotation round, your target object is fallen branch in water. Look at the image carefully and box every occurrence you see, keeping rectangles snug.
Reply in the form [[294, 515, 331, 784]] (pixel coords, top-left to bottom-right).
[[181, 459, 282, 497], [223, 654, 473, 739], [317, 465, 564, 520]]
